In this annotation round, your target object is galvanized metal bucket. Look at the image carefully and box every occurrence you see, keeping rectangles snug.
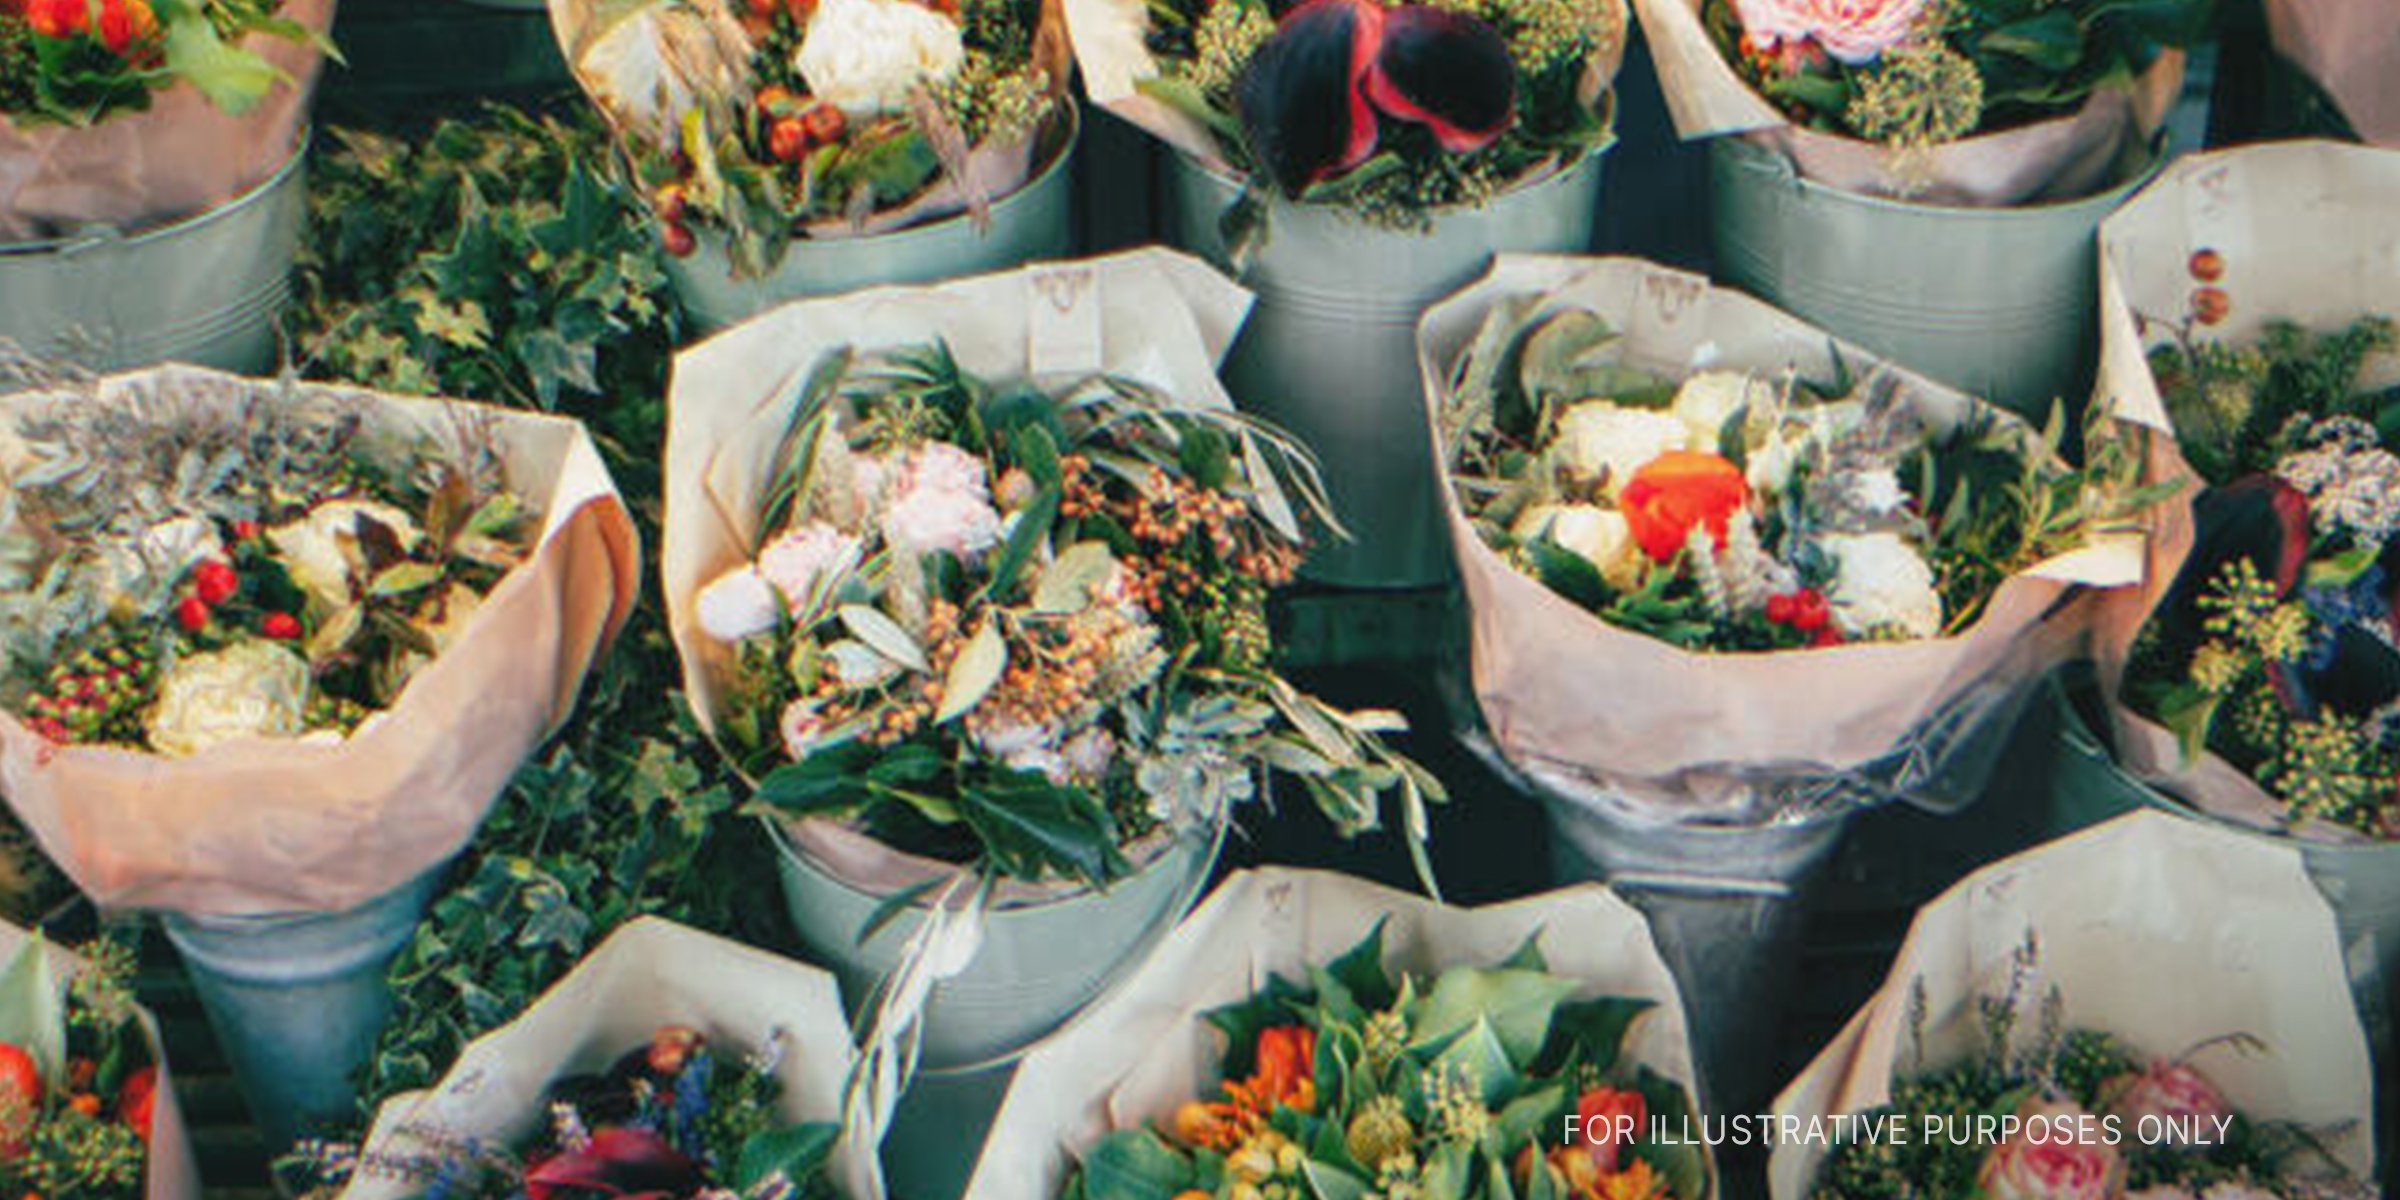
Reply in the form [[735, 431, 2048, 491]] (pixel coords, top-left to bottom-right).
[[1540, 792, 1849, 1120], [0, 137, 306, 374], [158, 867, 442, 1155], [767, 815, 1222, 1071], [1709, 137, 2160, 418], [875, 1058, 1015, 1200], [1164, 152, 1607, 589], [2048, 694, 2400, 1166], [668, 112, 1080, 334]]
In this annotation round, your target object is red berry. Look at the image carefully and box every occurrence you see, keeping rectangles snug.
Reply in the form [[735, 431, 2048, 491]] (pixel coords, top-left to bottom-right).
[[2191, 286, 2231, 326], [117, 1067, 156, 1145], [754, 84, 797, 117], [1764, 593, 1796, 625], [801, 102, 845, 145], [0, 1043, 40, 1159], [2188, 248, 2225, 282], [1811, 626, 1843, 648], [261, 612, 300, 640], [653, 183, 688, 225], [1792, 589, 1830, 633], [232, 518, 261, 541], [660, 222, 697, 258], [768, 116, 811, 163], [174, 595, 210, 633], [192, 559, 237, 606], [23, 0, 86, 39]]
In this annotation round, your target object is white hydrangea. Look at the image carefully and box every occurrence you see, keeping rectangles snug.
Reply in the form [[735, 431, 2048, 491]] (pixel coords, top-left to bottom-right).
[[1512, 503, 1643, 590], [1819, 531, 1943, 640], [1669, 371, 1772, 452], [1554, 402, 1691, 497], [795, 0, 965, 120]]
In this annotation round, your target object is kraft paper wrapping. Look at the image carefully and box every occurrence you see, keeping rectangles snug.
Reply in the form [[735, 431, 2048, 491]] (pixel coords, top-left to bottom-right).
[[1419, 256, 2141, 818], [0, 921, 198, 1200], [0, 366, 641, 917], [0, 0, 334, 243], [662, 247, 1252, 902], [339, 917, 886, 1200], [549, 0, 1071, 241], [2088, 141, 2400, 844], [1768, 811, 2377, 1198], [1064, 0, 1627, 177], [967, 867, 1712, 1200], [2265, 0, 2400, 148], [1633, 0, 2179, 205]]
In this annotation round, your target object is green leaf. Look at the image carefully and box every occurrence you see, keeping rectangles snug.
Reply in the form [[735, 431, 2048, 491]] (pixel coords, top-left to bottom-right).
[[1301, 1159, 1373, 1200], [1427, 1016, 1518, 1108], [0, 935, 64, 1083], [983, 488, 1059, 600], [370, 561, 445, 597], [1324, 920, 1396, 1013], [1527, 535, 1611, 611], [1407, 967, 1580, 1068], [1628, 1067, 1711, 1200], [839, 604, 929, 672], [1979, 8, 2085, 70], [1533, 996, 1655, 1077], [936, 619, 1008, 723], [160, 11, 287, 113], [1032, 541, 1118, 614], [735, 1122, 838, 1193], [1495, 1083, 1566, 1152], [1177, 424, 1235, 492], [1077, 1129, 1198, 1200], [956, 771, 1125, 885], [1203, 973, 1314, 1079]]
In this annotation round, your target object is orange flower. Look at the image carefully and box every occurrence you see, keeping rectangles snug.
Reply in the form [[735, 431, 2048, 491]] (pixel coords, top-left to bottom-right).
[[1572, 1086, 1648, 1175], [1225, 1025, 1317, 1116], [1619, 451, 1748, 562], [1592, 1158, 1667, 1200]]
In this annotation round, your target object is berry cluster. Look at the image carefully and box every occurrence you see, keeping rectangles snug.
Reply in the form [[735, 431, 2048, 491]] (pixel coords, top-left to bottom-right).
[[22, 643, 158, 746], [1764, 587, 1843, 647]]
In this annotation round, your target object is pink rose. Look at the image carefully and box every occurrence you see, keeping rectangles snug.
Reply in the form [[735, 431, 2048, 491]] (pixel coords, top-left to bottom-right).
[[757, 522, 862, 612], [2103, 1063, 2231, 1146], [879, 443, 1003, 559], [1731, 0, 1925, 65], [1977, 1100, 2119, 1200]]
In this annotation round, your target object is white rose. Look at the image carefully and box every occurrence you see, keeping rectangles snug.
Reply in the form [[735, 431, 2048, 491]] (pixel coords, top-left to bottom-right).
[[1820, 531, 1944, 640], [756, 522, 862, 613], [143, 642, 312, 758], [1554, 402, 1691, 497], [267, 500, 420, 614], [1513, 503, 1643, 591], [1670, 371, 1771, 452], [696, 565, 783, 642], [795, 0, 965, 120]]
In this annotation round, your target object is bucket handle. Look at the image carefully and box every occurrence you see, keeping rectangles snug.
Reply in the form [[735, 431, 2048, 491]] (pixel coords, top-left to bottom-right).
[[1604, 869, 1794, 900]]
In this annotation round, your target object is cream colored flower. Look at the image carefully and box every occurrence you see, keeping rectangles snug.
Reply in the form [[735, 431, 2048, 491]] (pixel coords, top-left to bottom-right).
[[880, 442, 1002, 559], [757, 522, 862, 612], [143, 642, 312, 758], [1553, 402, 1690, 497], [1513, 503, 1644, 591], [795, 0, 965, 120], [1820, 530, 1943, 639], [267, 500, 421, 614], [696, 565, 782, 642], [1669, 371, 1772, 452]]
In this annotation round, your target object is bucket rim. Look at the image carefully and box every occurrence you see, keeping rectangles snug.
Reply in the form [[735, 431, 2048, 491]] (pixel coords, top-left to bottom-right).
[[155, 861, 444, 934], [1709, 134, 2168, 220], [2056, 686, 2400, 864], [701, 101, 1081, 271], [758, 804, 1220, 917], [0, 128, 311, 257], [1165, 138, 1608, 221]]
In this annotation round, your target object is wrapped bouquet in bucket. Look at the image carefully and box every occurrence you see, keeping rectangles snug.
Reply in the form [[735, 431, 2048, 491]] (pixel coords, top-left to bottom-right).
[[548, 0, 1076, 330], [0, 360, 640, 1147], [0, 0, 333, 370], [1633, 0, 2206, 410], [323, 917, 884, 1200], [2079, 143, 2400, 1163], [0, 924, 197, 1200], [1419, 255, 2152, 1111], [966, 868, 1712, 1200], [1771, 812, 2379, 1200], [661, 249, 1440, 1118], [1064, 0, 1629, 584]]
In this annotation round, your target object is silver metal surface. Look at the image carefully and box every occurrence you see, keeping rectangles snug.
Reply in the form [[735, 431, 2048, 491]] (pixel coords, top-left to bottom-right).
[[1165, 152, 1607, 589], [668, 112, 1080, 334], [158, 868, 443, 1155], [1710, 138, 2160, 418], [767, 815, 1221, 1070], [0, 138, 307, 374]]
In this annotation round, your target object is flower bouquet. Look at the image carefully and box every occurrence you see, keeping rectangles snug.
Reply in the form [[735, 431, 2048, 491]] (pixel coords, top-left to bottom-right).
[[968, 868, 1711, 1200], [1769, 812, 2378, 1199], [329, 917, 884, 1200], [1423, 256, 2148, 818], [664, 250, 1439, 1067], [0, 924, 195, 1200], [548, 0, 1073, 284], [2091, 142, 2400, 851], [0, 361, 639, 915], [0, 0, 331, 240], [1635, 0, 2200, 203]]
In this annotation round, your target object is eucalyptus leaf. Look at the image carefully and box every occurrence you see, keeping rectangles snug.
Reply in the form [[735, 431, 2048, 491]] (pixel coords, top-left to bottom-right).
[[1032, 541, 1117, 614], [839, 604, 929, 672], [936, 619, 1008, 723]]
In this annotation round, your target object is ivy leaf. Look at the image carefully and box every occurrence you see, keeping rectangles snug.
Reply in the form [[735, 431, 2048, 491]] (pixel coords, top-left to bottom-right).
[[936, 619, 1007, 723]]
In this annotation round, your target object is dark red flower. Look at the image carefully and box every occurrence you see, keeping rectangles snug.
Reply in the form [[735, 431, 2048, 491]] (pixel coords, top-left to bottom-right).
[[1235, 0, 1384, 194], [524, 1128, 702, 1200], [1362, 5, 1516, 153]]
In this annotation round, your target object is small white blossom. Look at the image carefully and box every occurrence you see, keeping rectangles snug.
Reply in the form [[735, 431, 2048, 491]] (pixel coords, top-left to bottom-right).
[[1819, 530, 1943, 639], [1512, 503, 1643, 590], [756, 522, 861, 613]]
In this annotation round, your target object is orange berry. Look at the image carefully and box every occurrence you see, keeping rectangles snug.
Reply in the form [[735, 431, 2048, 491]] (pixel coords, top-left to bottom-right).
[[2188, 247, 2225, 282], [768, 116, 811, 162], [801, 102, 845, 145], [2191, 285, 2231, 326], [660, 222, 697, 258], [67, 1094, 100, 1118]]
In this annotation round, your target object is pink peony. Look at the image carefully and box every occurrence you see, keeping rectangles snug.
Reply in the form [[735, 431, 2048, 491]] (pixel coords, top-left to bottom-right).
[[757, 522, 862, 612], [2103, 1063, 2232, 1146], [879, 443, 1003, 559], [1731, 0, 1924, 65], [1977, 1100, 2120, 1200]]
